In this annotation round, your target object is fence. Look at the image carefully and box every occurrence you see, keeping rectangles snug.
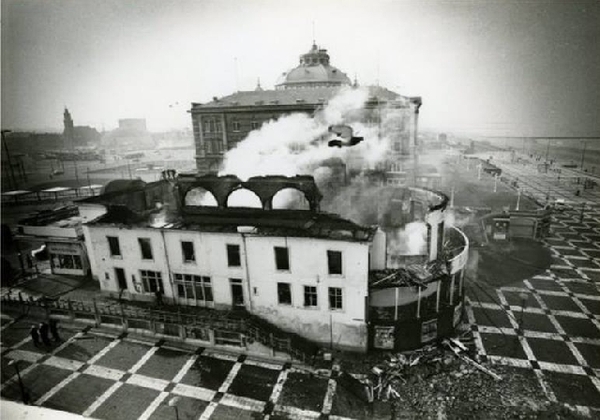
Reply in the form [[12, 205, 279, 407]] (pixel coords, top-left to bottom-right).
[[1, 293, 318, 365]]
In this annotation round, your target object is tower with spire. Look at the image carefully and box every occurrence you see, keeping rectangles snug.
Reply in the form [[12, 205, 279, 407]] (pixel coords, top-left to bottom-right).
[[63, 107, 74, 143]]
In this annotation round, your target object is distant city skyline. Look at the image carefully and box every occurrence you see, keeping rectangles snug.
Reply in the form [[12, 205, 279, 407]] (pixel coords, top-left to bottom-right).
[[2, 0, 599, 137]]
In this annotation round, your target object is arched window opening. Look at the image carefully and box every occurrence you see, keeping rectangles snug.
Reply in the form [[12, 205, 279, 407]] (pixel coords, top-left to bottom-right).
[[272, 188, 310, 210], [227, 188, 262, 208], [185, 187, 218, 207]]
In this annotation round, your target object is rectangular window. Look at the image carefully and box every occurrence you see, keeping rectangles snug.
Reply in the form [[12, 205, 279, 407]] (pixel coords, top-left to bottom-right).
[[274, 246, 290, 270], [138, 238, 153, 260], [232, 121, 241, 132], [277, 283, 292, 305], [107, 236, 121, 257], [174, 273, 213, 303], [140, 270, 163, 293], [181, 241, 195, 263], [327, 250, 342, 275], [329, 287, 343, 310], [421, 319, 438, 343], [251, 121, 260, 130], [227, 244, 241, 267], [304, 286, 318, 308]]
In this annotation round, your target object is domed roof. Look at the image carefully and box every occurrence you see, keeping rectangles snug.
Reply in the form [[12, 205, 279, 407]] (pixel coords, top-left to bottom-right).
[[276, 43, 351, 89]]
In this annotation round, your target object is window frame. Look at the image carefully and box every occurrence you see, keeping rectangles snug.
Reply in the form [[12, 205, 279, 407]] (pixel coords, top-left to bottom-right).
[[303, 285, 318, 308], [138, 237, 153, 260], [107, 236, 122, 258], [274, 246, 290, 271], [327, 250, 343, 276], [173, 273, 213, 304], [181, 240, 196, 263], [232, 120, 241, 132], [227, 244, 241, 267], [139, 270, 163, 293], [277, 282, 292, 305], [328, 287, 343, 311]]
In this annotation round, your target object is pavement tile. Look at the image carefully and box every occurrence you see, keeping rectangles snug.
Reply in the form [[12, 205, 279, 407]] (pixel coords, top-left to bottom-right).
[[559, 232, 583, 241], [43, 373, 114, 414], [2, 364, 71, 403], [554, 248, 585, 258], [520, 312, 558, 333], [93, 383, 160, 420], [95, 340, 151, 372], [539, 295, 581, 312], [1, 321, 34, 347], [555, 316, 600, 339], [227, 363, 280, 402], [550, 268, 580, 279], [569, 259, 600, 270], [55, 335, 114, 363], [563, 281, 599, 296], [528, 278, 563, 292], [502, 291, 541, 308], [545, 238, 571, 247], [581, 270, 600, 282], [583, 249, 600, 259], [136, 347, 190, 381], [479, 333, 527, 359], [278, 371, 328, 412], [330, 376, 370, 419], [471, 307, 514, 329], [574, 342, 600, 368], [211, 404, 258, 419], [583, 234, 600, 243], [526, 337, 578, 365], [148, 394, 209, 420], [179, 355, 234, 390], [578, 298, 600, 316], [543, 371, 600, 408]]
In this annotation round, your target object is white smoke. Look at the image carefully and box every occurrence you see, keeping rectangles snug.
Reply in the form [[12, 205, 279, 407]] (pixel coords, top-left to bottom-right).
[[219, 87, 389, 182], [388, 221, 428, 256]]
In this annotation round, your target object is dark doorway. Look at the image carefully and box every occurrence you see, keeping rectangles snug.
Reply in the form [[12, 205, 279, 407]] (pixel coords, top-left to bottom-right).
[[115, 268, 127, 290], [230, 279, 244, 307]]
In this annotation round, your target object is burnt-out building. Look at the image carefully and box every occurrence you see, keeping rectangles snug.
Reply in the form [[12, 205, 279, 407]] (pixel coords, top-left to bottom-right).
[[190, 43, 422, 174], [80, 173, 468, 353]]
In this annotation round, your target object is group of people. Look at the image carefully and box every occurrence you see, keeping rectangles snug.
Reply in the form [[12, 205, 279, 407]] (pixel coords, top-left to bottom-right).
[[30, 319, 60, 347]]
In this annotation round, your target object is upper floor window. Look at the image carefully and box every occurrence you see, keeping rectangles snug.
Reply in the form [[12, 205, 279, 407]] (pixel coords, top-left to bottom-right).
[[181, 241, 195, 263], [251, 121, 260, 130], [232, 121, 241, 132], [227, 244, 241, 267], [274, 246, 290, 271], [107, 236, 121, 257], [327, 250, 342, 275], [138, 238, 153, 260]]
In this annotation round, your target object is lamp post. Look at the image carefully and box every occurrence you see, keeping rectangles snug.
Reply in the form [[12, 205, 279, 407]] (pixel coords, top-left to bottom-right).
[[8, 360, 29, 404], [2, 129, 16, 190], [168, 396, 180, 420]]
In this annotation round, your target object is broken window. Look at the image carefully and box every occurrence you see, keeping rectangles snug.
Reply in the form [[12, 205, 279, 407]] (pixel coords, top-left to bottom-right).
[[304, 286, 318, 307], [327, 250, 342, 275], [107, 236, 121, 257], [138, 238, 153, 260], [274, 246, 290, 270], [227, 244, 241, 267], [181, 241, 195, 263], [421, 318, 438, 343], [174, 273, 213, 303], [329, 287, 343, 310], [277, 283, 292, 305]]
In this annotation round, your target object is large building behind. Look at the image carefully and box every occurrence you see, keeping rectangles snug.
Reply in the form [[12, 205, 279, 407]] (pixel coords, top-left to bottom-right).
[[190, 43, 422, 174]]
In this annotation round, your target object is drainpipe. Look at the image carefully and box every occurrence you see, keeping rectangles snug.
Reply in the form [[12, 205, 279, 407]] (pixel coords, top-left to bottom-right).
[[160, 229, 176, 305], [241, 234, 253, 312]]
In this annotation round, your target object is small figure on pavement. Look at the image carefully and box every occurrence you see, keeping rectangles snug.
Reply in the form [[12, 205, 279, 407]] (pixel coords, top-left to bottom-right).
[[39, 322, 51, 346], [30, 325, 40, 347], [49, 318, 61, 342]]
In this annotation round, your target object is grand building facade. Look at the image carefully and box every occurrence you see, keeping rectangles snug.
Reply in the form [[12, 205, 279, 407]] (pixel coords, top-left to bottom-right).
[[190, 43, 422, 174]]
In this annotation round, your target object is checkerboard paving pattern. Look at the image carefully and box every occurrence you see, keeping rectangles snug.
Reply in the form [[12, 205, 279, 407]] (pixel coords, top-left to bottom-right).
[[466, 204, 600, 416], [1, 321, 355, 419]]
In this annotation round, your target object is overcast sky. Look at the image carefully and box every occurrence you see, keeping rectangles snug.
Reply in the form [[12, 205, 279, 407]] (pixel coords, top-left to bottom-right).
[[2, 0, 599, 136]]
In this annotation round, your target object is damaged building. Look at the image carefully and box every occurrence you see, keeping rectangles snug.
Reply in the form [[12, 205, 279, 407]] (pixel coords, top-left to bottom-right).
[[80, 173, 468, 353]]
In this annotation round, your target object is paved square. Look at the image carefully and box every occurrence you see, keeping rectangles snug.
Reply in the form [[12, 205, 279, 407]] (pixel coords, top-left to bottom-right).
[[93, 383, 160, 419], [43, 373, 114, 414]]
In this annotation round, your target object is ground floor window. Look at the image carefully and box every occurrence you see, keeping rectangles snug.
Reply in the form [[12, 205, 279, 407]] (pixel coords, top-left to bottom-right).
[[174, 273, 213, 303], [50, 253, 82, 270], [328, 287, 343, 310], [140, 270, 163, 293], [304, 285, 318, 307]]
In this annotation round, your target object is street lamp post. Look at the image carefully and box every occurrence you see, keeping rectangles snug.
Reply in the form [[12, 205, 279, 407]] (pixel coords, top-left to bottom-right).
[[8, 360, 29, 404]]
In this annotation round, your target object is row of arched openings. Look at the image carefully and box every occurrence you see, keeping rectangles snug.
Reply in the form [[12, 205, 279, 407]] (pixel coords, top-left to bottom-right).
[[184, 187, 310, 210]]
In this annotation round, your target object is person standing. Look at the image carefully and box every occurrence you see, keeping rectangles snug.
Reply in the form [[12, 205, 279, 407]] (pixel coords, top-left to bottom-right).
[[39, 322, 51, 346], [30, 325, 40, 347], [49, 319, 60, 342]]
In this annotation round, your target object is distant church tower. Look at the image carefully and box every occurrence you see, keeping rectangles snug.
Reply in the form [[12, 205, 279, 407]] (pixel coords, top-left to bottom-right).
[[63, 108, 74, 143]]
